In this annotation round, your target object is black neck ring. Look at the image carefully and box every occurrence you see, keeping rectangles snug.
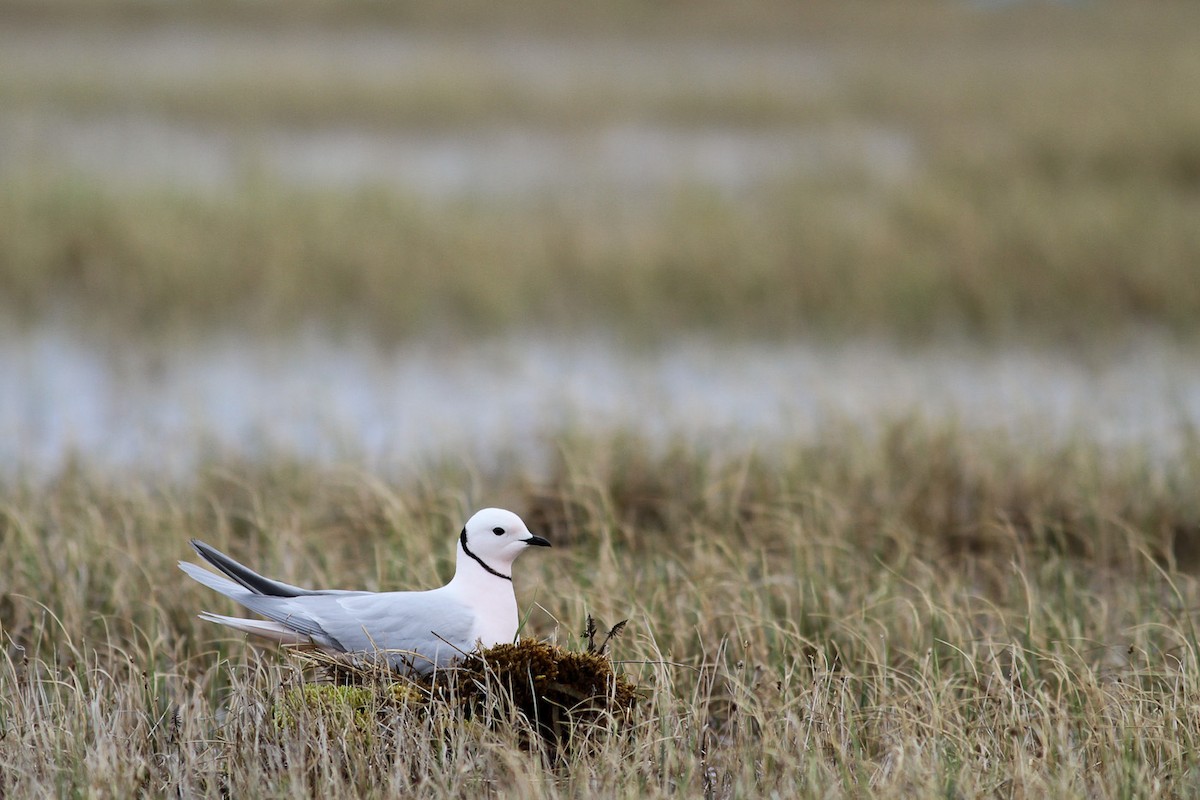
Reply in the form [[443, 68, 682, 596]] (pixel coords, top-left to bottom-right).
[[460, 529, 512, 581]]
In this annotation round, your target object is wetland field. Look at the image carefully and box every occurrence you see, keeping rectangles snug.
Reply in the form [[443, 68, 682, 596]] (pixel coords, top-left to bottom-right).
[[2, 1, 1200, 796]]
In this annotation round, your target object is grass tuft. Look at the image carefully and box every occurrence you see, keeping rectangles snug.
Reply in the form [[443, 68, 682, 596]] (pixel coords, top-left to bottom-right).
[[3, 425, 1200, 794]]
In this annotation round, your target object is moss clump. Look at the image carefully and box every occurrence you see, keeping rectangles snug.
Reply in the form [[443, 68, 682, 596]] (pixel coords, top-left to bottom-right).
[[274, 681, 426, 735], [278, 637, 639, 753], [448, 639, 640, 750]]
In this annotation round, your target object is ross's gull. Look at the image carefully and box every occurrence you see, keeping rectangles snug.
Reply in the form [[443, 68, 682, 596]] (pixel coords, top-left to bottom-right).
[[180, 507, 551, 675]]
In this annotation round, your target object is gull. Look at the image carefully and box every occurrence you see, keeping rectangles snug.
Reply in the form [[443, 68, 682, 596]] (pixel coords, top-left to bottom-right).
[[180, 507, 551, 676]]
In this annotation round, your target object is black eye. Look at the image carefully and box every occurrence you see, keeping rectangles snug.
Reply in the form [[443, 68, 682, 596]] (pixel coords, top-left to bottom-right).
[[492, 527, 505, 536]]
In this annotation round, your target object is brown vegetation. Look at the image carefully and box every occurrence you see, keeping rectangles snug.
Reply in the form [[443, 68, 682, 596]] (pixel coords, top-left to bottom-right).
[[3, 426, 1200, 796]]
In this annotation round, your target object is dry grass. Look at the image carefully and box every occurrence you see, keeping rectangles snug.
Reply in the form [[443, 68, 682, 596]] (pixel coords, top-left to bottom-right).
[[3, 424, 1200, 797], [1, 1, 1199, 342], [2, 164, 1198, 343], [3, 1, 1200, 791]]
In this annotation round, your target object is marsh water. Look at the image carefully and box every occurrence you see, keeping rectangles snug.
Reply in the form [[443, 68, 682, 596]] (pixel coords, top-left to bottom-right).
[[2, 327, 1197, 477], [2, 18, 1198, 477]]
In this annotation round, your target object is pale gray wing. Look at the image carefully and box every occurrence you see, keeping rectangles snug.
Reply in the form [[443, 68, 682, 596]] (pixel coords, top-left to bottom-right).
[[181, 554, 476, 675], [180, 561, 250, 600], [295, 590, 478, 674], [180, 561, 366, 649]]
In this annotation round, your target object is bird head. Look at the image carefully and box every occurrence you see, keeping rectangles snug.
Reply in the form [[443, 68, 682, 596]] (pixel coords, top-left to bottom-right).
[[458, 507, 550, 579]]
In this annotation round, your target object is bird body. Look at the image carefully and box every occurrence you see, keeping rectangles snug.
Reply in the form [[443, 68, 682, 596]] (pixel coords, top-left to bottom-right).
[[180, 508, 550, 675]]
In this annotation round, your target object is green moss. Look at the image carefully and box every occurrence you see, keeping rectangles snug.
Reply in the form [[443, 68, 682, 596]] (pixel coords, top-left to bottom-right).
[[273, 681, 426, 735]]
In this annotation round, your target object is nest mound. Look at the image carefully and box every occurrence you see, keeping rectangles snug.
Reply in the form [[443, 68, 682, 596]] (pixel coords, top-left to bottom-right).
[[447, 639, 640, 746], [279, 634, 639, 753]]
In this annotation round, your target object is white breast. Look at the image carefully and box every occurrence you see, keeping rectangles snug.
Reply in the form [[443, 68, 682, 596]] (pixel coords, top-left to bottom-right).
[[469, 588, 519, 647]]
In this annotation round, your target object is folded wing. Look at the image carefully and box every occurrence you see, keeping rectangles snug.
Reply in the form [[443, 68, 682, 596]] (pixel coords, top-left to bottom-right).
[[180, 541, 478, 675], [300, 590, 477, 673]]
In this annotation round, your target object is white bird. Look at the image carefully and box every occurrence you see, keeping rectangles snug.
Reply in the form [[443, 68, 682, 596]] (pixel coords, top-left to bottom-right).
[[179, 507, 551, 676]]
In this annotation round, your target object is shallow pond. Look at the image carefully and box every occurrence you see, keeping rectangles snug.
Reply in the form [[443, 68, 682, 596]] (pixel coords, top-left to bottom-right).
[[1, 328, 1196, 477]]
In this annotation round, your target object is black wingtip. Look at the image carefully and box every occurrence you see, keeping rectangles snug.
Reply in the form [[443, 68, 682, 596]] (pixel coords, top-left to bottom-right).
[[185, 538, 317, 597], [190, 539, 222, 561]]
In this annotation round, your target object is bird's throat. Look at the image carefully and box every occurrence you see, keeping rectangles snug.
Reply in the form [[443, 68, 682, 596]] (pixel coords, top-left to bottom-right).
[[459, 530, 512, 581]]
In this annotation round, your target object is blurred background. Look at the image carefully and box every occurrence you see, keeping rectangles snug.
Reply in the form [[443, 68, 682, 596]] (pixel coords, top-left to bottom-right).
[[1, 0, 1198, 476]]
